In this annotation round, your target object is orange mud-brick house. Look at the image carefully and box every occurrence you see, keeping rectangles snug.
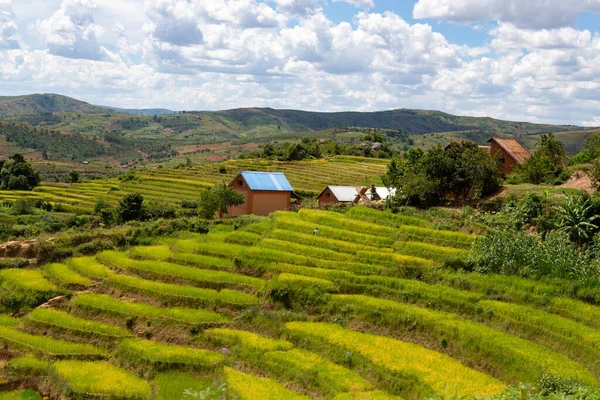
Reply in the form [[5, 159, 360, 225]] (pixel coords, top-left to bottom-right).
[[227, 171, 302, 216], [488, 137, 531, 175]]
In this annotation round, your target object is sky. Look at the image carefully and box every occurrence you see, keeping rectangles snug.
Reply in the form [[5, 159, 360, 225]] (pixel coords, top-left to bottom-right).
[[0, 0, 599, 126]]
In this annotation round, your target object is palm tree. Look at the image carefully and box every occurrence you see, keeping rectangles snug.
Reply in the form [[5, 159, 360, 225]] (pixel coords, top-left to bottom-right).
[[556, 193, 599, 246]]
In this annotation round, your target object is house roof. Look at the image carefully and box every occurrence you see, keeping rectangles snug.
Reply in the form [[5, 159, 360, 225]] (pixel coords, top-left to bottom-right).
[[368, 187, 396, 200], [489, 138, 531, 164], [236, 171, 294, 191], [318, 186, 359, 202]]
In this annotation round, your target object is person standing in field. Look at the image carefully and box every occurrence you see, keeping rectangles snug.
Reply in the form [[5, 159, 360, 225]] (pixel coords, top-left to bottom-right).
[[314, 227, 319, 236]]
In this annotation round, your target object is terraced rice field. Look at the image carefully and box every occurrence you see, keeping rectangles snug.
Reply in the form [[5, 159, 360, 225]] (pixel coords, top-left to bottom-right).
[[3, 207, 600, 398], [0, 157, 387, 211]]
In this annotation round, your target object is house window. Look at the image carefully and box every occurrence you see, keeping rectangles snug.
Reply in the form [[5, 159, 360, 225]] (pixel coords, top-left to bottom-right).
[[237, 179, 243, 186], [500, 158, 506, 164], [326, 192, 331, 198]]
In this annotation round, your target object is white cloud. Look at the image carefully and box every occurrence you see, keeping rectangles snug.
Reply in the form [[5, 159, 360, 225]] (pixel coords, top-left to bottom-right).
[[582, 116, 600, 127], [36, 0, 112, 61], [413, 0, 600, 29], [0, 0, 20, 49], [332, 0, 375, 8], [490, 23, 594, 50], [271, 0, 323, 17]]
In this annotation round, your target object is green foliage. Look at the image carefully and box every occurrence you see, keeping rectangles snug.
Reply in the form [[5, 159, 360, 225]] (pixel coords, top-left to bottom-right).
[[471, 229, 599, 283], [383, 142, 500, 207], [27, 307, 131, 338], [555, 192, 599, 245], [118, 338, 225, 369], [571, 132, 600, 164], [0, 154, 41, 191], [197, 183, 245, 219], [517, 133, 569, 185], [119, 193, 144, 222], [5, 354, 49, 377], [225, 367, 310, 400], [68, 170, 79, 184]]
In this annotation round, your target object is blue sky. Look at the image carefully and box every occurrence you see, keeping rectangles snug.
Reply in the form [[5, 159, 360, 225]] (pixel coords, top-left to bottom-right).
[[0, 0, 599, 126]]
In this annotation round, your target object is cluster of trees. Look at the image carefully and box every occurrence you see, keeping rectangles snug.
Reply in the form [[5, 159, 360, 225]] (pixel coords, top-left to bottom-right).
[[95, 184, 244, 226], [0, 154, 41, 190], [383, 141, 500, 207], [513, 133, 570, 185], [253, 138, 394, 161]]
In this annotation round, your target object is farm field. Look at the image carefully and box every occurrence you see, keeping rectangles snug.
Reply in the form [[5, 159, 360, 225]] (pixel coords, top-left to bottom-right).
[[0, 157, 388, 212], [1, 207, 600, 398]]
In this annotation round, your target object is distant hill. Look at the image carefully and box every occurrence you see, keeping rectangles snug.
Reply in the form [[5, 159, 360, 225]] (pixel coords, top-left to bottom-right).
[[103, 107, 175, 116], [0, 93, 596, 155], [0, 94, 110, 117]]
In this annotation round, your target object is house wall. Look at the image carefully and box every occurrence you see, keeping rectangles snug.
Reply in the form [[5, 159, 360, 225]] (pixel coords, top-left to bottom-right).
[[317, 188, 339, 207], [490, 141, 518, 175], [227, 174, 292, 216]]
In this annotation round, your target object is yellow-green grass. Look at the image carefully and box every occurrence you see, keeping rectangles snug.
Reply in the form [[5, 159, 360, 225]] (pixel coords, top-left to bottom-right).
[[242, 220, 273, 235], [129, 246, 235, 271], [205, 328, 293, 352], [394, 225, 476, 249], [118, 338, 225, 369], [264, 348, 372, 395], [51, 360, 151, 399], [71, 293, 229, 325], [268, 228, 387, 254], [393, 241, 469, 262], [5, 354, 49, 377], [548, 297, 600, 329], [106, 274, 259, 308], [286, 322, 504, 399], [241, 246, 386, 276], [277, 273, 336, 291], [0, 390, 41, 400], [26, 308, 131, 338], [98, 251, 264, 290], [354, 251, 434, 269], [0, 269, 59, 294], [433, 271, 560, 305], [224, 231, 262, 246], [153, 371, 215, 400], [0, 315, 19, 327], [334, 295, 596, 386], [0, 326, 106, 359], [225, 367, 310, 400], [42, 263, 93, 288], [260, 238, 354, 262], [65, 257, 114, 279], [191, 242, 247, 259], [334, 391, 402, 400], [346, 206, 431, 228], [273, 213, 394, 248], [481, 300, 600, 359], [298, 209, 397, 238]]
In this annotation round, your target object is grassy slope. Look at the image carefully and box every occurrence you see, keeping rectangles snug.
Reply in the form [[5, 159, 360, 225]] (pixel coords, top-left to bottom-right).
[[0, 94, 109, 118]]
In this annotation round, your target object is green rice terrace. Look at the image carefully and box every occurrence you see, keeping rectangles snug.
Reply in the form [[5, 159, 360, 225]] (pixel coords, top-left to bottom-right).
[[0, 157, 387, 213], [1, 207, 600, 398]]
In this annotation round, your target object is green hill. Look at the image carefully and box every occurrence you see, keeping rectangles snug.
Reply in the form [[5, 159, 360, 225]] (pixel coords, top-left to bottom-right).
[[0, 94, 109, 118]]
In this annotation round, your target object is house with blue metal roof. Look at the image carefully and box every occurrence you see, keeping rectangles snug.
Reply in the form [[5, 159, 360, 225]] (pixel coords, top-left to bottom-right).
[[227, 171, 302, 216]]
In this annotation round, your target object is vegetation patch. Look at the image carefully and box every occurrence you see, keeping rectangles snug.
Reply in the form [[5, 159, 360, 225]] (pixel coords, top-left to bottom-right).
[[50, 360, 151, 399], [205, 328, 294, 352], [0, 326, 106, 358], [225, 367, 310, 400], [118, 338, 225, 370], [71, 293, 229, 325], [26, 308, 131, 338], [0, 269, 62, 310], [42, 263, 92, 288], [65, 257, 113, 279], [286, 322, 504, 399]]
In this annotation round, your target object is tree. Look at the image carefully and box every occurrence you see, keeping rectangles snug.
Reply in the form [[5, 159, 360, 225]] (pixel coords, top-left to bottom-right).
[[118, 193, 145, 222], [197, 184, 245, 220], [0, 154, 41, 191], [517, 133, 568, 185], [69, 170, 80, 183]]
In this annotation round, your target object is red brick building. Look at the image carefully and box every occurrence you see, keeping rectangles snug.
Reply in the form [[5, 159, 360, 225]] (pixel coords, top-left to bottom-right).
[[489, 137, 531, 175]]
